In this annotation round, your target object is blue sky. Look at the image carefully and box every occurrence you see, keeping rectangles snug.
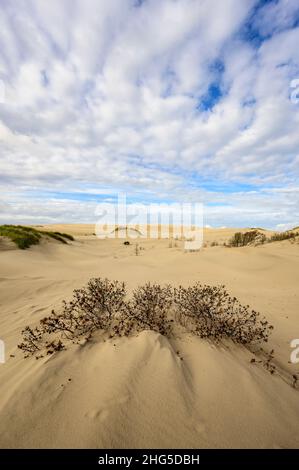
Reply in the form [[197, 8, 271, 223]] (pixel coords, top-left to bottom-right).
[[0, 0, 299, 229]]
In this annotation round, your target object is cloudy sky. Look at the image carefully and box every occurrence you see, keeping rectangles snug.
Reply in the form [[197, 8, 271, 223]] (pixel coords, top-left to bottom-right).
[[0, 0, 299, 229]]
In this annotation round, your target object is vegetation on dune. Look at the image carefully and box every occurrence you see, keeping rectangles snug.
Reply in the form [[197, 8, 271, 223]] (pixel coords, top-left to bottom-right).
[[18, 277, 273, 357], [120, 283, 173, 337], [0, 225, 41, 249], [173, 284, 272, 344], [268, 231, 298, 242], [0, 225, 74, 249], [228, 230, 266, 247], [228, 229, 299, 247], [53, 231, 74, 241]]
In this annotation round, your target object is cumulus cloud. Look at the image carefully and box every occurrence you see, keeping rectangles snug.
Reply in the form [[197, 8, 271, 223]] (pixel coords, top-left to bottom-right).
[[0, 0, 298, 228]]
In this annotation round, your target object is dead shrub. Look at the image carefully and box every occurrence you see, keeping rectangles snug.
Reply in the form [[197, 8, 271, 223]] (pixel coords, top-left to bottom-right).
[[19, 278, 126, 355], [18, 278, 273, 357], [118, 283, 173, 336], [173, 283, 272, 344], [18, 326, 43, 356]]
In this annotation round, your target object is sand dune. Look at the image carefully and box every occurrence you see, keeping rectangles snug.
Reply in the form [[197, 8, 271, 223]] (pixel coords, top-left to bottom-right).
[[0, 227, 299, 448]]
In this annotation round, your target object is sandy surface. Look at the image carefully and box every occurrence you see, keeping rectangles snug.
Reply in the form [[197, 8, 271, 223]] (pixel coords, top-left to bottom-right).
[[0, 226, 298, 448]]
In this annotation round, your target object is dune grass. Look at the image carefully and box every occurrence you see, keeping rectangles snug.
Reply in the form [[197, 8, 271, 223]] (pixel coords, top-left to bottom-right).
[[228, 230, 266, 247], [0, 225, 74, 249], [228, 229, 299, 247], [268, 231, 299, 242]]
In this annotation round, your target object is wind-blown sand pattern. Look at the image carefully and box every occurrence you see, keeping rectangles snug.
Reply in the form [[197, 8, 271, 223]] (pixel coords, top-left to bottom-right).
[[0, 226, 299, 448]]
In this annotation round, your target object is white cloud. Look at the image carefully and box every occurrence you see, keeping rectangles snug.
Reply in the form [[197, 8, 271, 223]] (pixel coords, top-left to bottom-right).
[[253, 0, 299, 37], [0, 0, 298, 228]]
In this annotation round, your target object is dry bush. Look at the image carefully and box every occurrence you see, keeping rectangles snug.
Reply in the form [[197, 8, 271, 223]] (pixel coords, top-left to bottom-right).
[[18, 278, 126, 355], [18, 326, 43, 355], [228, 230, 266, 247], [173, 283, 272, 344], [41, 278, 126, 337], [117, 283, 173, 337], [268, 231, 298, 242], [228, 229, 299, 248], [18, 278, 273, 357]]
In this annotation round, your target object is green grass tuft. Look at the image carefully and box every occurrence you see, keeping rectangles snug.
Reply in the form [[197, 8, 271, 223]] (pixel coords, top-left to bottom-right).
[[0, 225, 74, 249], [53, 231, 74, 241]]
